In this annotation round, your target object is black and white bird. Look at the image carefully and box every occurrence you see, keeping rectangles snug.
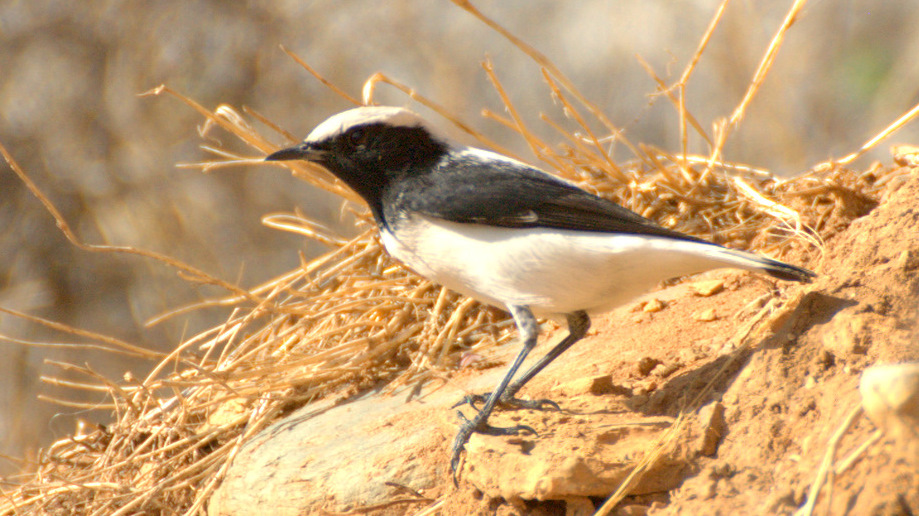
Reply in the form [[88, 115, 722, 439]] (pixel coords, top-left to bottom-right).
[[265, 106, 815, 475]]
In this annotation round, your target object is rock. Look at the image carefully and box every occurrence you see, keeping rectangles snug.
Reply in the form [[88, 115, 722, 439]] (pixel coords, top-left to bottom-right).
[[555, 374, 627, 396], [689, 280, 725, 297], [894, 249, 919, 272], [207, 387, 446, 516], [642, 298, 666, 313], [820, 309, 883, 358], [695, 402, 727, 457], [891, 143, 919, 167], [615, 504, 649, 515], [207, 363, 524, 515], [651, 363, 680, 378], [462, 413, 690, 501], [563, 496, 595, 516], [860, 362, 919, 441], [694, 308, 717, 322], [637, 357, 663, 377]]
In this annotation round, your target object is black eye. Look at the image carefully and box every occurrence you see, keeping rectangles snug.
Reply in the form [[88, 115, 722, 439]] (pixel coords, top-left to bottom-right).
[[348, 128, 365, 146]]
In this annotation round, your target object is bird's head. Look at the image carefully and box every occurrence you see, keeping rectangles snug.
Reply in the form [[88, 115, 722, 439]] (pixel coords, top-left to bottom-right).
[[265, 106, 450, 209]]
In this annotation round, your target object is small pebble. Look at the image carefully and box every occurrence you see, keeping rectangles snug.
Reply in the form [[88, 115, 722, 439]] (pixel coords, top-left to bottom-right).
[[637, 357, 663, 376], [690, 280, 725, 297], [642, 298, 666, 313], [652, 363, 680, 378], [695, 308, 717, 322]]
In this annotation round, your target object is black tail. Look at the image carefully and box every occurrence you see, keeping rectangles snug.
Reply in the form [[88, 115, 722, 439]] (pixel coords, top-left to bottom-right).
[[698, 243, 816, 283], [759, 256, 817, 283]]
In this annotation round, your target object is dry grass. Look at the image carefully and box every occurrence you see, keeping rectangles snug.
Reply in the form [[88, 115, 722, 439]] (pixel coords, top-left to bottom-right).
[[1, 1, 915, 514]]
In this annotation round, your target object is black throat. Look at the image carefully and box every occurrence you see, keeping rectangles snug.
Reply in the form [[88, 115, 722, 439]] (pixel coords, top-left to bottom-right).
[[325, 124, 449, 227]]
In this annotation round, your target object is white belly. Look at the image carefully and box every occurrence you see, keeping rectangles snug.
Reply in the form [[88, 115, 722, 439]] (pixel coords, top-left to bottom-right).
[[380, 215, 760, 318]]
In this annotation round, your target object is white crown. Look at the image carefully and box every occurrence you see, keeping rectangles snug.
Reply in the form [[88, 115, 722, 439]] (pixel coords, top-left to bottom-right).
[[305, 106, 449, 145]]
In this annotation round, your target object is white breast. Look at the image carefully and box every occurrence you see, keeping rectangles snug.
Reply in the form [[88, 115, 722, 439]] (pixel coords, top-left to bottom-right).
[[380, 215, 767, 319]]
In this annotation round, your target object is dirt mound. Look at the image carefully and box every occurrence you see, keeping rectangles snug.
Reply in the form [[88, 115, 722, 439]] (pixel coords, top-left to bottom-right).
[[650, 169, 919, 514], [199, 168, 919, 516], [441, 167, 918, 515]]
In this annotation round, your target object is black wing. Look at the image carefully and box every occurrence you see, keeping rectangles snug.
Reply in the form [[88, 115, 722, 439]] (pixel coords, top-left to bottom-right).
[[387, 153, 707, 243]]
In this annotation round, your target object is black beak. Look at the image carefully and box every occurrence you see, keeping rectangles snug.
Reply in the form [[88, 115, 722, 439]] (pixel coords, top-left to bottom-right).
[[264, 143, 326, 162]]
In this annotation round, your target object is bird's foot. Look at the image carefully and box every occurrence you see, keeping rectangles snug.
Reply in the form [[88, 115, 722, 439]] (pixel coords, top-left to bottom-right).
[[451, 393, 560, 412], [449, 410, 537, 482]]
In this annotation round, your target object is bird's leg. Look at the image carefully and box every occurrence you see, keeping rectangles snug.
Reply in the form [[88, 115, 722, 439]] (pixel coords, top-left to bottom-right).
[[450, 305, 539, 476], [504, 311, 590, 399], [454, 311, 591, 411]]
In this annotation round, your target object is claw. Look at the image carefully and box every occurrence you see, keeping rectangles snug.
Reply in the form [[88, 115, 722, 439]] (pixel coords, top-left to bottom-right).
[[504, 398, 560, 411], [450, 409, 538, 484], [484, 423, 537, 436], [451, 394, 487, 410], [540, 399, 561, 410], [457, 411, 538, 436], [452, 393, 561, 412], [450, 420, 473, 484]]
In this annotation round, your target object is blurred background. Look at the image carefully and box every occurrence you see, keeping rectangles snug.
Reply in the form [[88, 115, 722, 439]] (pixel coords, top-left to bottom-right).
[[1, 0, 917, 475]]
